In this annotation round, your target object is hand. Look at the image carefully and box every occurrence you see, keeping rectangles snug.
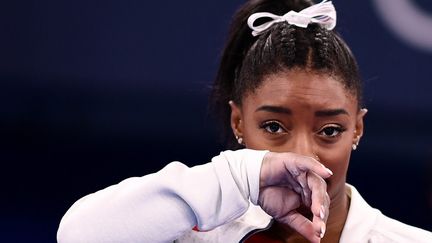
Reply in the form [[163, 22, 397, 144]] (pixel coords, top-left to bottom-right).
[[258, 152, 332, 243]]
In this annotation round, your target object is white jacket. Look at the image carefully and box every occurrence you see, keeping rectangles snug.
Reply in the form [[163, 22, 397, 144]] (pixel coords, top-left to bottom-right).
[[57, 149, 432, 243]]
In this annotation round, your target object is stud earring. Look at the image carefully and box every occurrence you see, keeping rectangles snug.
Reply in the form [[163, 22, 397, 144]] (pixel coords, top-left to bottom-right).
[[235, 135, 243, 145]]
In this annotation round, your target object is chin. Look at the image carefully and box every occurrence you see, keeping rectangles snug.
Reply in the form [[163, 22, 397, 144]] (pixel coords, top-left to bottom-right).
[[325, 177, 346, 201]]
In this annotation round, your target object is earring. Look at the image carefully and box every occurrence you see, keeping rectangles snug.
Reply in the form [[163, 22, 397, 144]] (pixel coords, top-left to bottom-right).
[[352, 135, 360, 151], [235, 135, 243, 145]]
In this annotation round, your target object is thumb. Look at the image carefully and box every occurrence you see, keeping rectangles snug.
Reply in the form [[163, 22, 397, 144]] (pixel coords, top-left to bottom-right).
[[285, 153, 333, 179]]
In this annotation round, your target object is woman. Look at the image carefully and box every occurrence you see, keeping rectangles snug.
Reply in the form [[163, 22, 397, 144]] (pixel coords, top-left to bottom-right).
[[57, 0, 432, 242]]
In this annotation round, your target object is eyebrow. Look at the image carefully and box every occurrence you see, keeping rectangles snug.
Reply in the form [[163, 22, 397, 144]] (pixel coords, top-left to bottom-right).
[[315, 109, 349, 117], [255, 106, 349, 117], [255, 105, 292, 114]]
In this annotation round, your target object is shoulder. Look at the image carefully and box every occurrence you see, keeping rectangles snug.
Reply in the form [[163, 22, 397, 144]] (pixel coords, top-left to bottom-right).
[[341, 184, 432, 243]]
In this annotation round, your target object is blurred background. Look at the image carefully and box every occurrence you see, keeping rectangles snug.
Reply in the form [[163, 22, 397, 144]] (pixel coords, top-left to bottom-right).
[[1, 0, 431, 242]]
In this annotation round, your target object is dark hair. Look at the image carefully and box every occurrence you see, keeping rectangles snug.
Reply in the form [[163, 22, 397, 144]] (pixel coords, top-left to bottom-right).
[[210, 0, 362, 148]]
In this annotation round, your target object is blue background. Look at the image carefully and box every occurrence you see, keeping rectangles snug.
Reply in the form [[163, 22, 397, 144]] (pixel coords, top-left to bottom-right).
[[1, 0, 431, 242]]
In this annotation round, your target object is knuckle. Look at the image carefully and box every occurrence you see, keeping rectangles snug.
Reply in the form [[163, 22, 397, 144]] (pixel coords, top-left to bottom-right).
[[319, 177, 327, 188], [310, 173, 327, 189], [325, 192, 331, 204]]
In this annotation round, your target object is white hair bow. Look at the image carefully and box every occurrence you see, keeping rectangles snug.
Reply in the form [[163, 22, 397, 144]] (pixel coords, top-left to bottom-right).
[[247, 0, 337, 36]]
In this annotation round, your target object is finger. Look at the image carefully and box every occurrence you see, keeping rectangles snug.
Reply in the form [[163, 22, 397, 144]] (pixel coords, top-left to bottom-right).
[[277, 211, 322, 243], [285, 153, 333, 179], [296, 172, 311, 207], [259, 187, 301, 218], [307, 171, 329, 239], [285, 171, 303, 196]]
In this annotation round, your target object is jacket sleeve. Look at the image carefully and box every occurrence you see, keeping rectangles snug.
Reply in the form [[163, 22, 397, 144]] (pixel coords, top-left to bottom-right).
[[57, 149, 268, 243]]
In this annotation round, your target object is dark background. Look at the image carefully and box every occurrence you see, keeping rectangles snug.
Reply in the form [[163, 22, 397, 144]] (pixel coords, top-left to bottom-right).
[[1, 0, 432, 242]]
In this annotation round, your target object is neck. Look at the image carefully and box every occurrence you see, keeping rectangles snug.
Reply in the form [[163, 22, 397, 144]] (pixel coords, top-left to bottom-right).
[[267, 184, 350, 243], [322, 184, 350, 242]]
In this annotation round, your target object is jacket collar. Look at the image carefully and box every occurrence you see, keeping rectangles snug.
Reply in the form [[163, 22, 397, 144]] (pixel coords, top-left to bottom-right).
[[339, 184, 380, 243]]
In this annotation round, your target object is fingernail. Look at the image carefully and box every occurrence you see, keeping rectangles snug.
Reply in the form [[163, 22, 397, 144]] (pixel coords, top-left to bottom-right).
[[320, 223, 326, 238], [320, 205, 325, 220], [325, 168, 333, 176]]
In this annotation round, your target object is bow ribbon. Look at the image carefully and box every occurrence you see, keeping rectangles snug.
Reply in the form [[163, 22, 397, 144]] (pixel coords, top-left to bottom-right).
[[247, 0, 337, 36]]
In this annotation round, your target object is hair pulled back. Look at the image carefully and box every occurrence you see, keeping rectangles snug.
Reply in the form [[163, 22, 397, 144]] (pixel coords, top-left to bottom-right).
[[210, 0, 362, 148]]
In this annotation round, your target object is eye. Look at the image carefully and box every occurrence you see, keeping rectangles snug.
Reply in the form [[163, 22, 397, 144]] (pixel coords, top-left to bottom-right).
[[318, 124, 346, 138], [260, 121, 286, 134]]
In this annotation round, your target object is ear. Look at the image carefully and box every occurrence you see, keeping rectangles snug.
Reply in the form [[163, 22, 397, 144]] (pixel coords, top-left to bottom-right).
[[229, 100, 244, 138], [354, 108, 368, 144]]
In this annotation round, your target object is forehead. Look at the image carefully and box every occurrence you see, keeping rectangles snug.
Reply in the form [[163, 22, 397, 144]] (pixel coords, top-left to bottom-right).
[[244, 70, 356, 110]]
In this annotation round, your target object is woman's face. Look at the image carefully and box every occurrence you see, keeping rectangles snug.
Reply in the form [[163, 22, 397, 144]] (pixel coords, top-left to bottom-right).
[[230, 69, 366, 201]]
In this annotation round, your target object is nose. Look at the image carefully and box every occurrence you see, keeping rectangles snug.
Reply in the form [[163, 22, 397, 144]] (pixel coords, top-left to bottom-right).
[[286, 131, 316, 158]]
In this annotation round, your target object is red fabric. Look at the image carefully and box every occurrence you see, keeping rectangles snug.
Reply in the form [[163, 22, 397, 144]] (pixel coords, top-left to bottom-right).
[[191, 225, 211, 232], [245, 231, 283, 243]]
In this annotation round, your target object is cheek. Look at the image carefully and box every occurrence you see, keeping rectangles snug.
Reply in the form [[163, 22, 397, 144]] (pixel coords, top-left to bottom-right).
[[241, 119, 269, 150], [242, 122, 284, 151], [320, 145, 351, 177], [243, 132, 269, 150], [318, 141, 352, 196], [318, 123, 356, 181]]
